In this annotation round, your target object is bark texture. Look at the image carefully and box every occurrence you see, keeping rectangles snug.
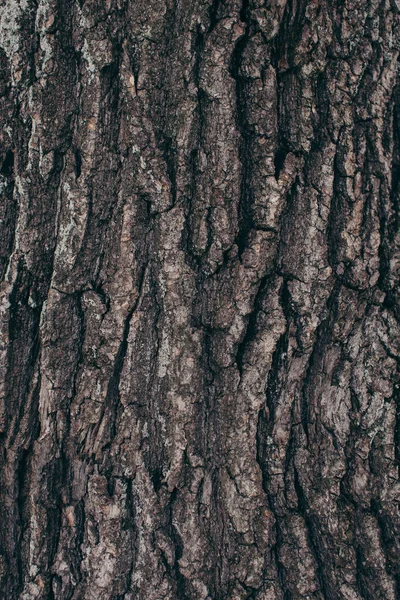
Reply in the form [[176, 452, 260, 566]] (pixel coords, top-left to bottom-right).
[[1, 0, 400, 598]]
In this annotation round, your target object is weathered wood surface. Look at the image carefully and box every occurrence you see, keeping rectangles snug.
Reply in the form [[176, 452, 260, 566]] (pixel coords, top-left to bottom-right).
[[1, 0, 400, 598]]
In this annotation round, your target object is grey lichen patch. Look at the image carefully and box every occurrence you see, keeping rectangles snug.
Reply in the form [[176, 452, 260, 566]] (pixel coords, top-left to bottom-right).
[[0, 0, 29, 59]]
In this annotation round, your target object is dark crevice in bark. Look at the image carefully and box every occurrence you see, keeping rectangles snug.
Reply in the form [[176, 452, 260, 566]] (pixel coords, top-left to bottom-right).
[[182, 23, 209, 270], [293, 465, 336, 600], [195, 321, 226, 599], [239, 0, 250, 24], [1, 149, 14, 176], [168, 487, 190, 600], [92, 280, 111, 316], [393, 382, 400, 484], [377, 182, 391, 294], [271, 513, 291, 599], [234, 578, 260, 599], [315, 69, 331, 137], [157, 132, 177, 208], [339, 391, 363, 533], [258, 280, 292, 442], [47, 149, 66, 189], [74, 148, 82, 180], [69, 180, 95, 283], [101, 262, 148, 451], [121, 477, 136, 598], [299, 281, 340, 441], [235, 275, 271, 377], [200, 334, 220, 538], [212, 477, 226, 600], [370, 499, 400, 589], [37, 458, 64, 597], [70, 290, 86, 405], [265, 328, 290, 428], [271, 0, 309, 166], [0, 152, 17, 282], [126, 40, 141, 96], [6, 262, 42, 444], [390, 79, 400, 236], [51, 574, 63, 600], [355, 544, 372, 600], [378, 78, 400, 318], [327, 131, 346, 273], [256, 416, 289, 597], [181, 149, 202, 271], [229, 4, 253, 257], [15, 370, 41, 554], [273, 148, 287, 180], [142, 279, 169, 496], [208, 0, 224, 34], [68, 498, 85, 594], [272, 66, 291, 184], [150, 466, 163, 494], [99, 54, 122, 151], [193, 22, 205, 93], [255, 280, 294, 595], [16, 447, 33, 591]]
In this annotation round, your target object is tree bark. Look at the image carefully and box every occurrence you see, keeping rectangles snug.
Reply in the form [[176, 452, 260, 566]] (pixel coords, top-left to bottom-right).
[[1, 0, 400, 598]]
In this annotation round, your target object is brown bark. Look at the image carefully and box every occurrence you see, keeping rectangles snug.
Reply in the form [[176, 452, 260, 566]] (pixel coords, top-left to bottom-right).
[[1, 0, 400, 598]]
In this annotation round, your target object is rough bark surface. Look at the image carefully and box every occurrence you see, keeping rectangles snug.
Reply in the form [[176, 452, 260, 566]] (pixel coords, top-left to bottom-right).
[[1, 0, 400, 598]]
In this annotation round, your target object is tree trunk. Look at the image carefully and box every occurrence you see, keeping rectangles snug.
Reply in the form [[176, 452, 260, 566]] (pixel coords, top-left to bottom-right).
[[1, 0, 400, 598]]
